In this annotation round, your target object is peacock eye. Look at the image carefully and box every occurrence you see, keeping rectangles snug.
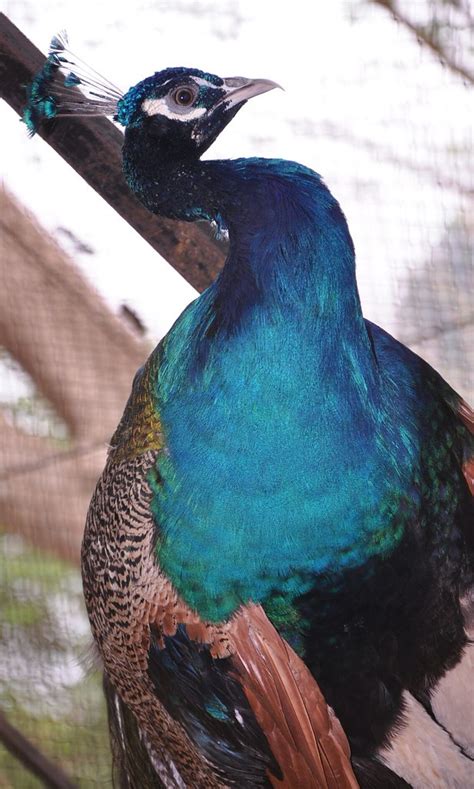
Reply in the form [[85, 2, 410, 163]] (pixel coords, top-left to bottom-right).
[[172, 86, 197, 107]]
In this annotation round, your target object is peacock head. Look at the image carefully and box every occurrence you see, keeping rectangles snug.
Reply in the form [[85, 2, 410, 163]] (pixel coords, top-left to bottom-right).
[[24, 34, 279, 158], [116, 68, 279, 158]]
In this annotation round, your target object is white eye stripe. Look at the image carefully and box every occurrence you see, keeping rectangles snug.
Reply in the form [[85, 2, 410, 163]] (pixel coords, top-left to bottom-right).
[[142, 96, 207, 121], [164, 105, 207, 121], [142, 97, 165, 115], [141, 76, 222, 119]]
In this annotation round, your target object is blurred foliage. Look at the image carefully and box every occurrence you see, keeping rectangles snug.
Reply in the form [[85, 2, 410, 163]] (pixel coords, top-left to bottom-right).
[[0, 532, 111, 787]]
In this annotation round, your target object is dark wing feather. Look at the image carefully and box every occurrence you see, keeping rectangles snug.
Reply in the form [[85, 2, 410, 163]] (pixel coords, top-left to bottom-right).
[[146, 623, 279, 787]]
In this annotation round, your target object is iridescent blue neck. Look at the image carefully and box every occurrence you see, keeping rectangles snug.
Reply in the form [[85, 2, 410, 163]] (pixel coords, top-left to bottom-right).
[[205, 159, 362, 334], [151, 157, 390, 621], [123, 143, 378, 380], [195, 159, 376, 386]]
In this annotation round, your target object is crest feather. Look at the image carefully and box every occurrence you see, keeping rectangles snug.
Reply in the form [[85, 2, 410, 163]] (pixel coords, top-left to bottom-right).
[[23, 31, 123, 135]]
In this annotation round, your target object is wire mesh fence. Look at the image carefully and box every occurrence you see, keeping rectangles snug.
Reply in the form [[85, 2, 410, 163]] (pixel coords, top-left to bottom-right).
[[0, 0, 472, 785]]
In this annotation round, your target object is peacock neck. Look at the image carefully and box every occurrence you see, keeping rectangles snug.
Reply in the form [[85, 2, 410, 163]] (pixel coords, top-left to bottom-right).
[[124, 137, 375, 355], [205, 159, 366, 339]]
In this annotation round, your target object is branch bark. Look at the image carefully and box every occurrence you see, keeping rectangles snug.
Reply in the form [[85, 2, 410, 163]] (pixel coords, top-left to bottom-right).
[[0, 187, 147, 441], [0, 188, 149, 562], [0, 12, 226, 292], [371, 0, 474, 84], [0, 709, 78, 789]]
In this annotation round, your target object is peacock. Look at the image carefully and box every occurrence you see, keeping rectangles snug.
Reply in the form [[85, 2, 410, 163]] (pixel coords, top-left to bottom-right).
[[25, 34, 474, 788]]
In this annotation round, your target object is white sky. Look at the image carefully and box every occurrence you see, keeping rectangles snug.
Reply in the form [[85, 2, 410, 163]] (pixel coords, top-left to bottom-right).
[[0, 0, 473, 397]]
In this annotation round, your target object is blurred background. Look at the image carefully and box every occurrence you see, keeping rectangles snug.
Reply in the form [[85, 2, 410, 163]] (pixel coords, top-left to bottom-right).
[[0, 0, 472, 785]]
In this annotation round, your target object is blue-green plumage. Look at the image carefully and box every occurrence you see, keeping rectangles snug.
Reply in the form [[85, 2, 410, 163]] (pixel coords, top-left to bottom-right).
[[23, 53, 60, 134], [26, 47, 474, 787], [22, 33, 121, 135], [150, 159, 422, 622]]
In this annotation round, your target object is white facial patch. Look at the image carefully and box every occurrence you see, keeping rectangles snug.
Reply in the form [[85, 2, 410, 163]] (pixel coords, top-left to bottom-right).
[[141, 76, 222, 121], [142, 96, 207, 121]]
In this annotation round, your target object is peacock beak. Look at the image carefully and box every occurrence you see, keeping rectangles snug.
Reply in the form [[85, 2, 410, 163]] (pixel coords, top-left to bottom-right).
[[193, 77, 281, 153], [218, 77, 283, 108]]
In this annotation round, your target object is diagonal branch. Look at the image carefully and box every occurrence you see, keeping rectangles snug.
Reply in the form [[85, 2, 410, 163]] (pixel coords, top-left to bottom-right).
[[0, 413, 106, 562], [0, 188, 148, 563], [0, 187, 147, 441], [0, 12, 226, 292], [0, 709, 78, 789], [371, 0, 474, 84]]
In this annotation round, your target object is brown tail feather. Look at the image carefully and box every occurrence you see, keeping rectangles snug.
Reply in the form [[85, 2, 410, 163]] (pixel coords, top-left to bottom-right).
[[463, 457, 474, 495], [231, 605, 359, 788], [458, 398, 474, 434], [457, 397, 474, 494]]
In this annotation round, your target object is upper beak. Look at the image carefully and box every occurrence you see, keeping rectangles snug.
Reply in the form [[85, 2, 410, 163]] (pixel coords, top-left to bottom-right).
[[218, 77, 283, 108], [192, 76, 282, 153]]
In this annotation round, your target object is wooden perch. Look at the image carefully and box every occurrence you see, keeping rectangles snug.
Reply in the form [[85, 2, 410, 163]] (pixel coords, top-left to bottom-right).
[[0, 12, 226, 293], [0, 17, 225, 784]]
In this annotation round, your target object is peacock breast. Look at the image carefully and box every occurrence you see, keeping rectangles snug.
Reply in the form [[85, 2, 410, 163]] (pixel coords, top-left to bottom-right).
[[151, 308, 413, 622]]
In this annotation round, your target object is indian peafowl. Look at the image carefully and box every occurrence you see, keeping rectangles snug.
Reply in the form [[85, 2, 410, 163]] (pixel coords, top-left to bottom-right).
[[25, 35, 474, 789]]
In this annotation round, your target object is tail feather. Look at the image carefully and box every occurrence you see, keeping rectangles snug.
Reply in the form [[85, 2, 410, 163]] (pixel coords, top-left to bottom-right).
[[231, 605, 359, 788], [453, 396, 473, 494]]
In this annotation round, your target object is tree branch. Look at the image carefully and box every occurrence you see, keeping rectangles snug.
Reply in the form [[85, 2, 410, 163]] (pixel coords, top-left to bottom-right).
[[0, 187, 147, 441], [0, 709, 78, 789], [0, 12, 226, 292], [371, 0, 474, 84], [0, 414, 105, 562], [0, 189, 150, 563]]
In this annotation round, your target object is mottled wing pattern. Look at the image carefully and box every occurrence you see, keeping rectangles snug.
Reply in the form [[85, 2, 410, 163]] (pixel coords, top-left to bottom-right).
[[83, 449, 224, 787], [82, 354, 226, 786]]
